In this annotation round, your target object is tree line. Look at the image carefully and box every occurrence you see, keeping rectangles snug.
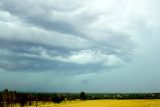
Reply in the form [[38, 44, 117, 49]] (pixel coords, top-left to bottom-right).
[[0, 89, 86, 107], [1, 89, 160, 107]]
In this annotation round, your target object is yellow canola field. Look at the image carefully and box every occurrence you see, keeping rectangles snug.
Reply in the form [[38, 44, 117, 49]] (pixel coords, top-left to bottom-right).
[[36, 99, 160, 107]]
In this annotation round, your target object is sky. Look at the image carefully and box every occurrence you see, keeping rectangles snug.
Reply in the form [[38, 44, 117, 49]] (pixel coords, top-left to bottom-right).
[[0, 0, 160, 93]]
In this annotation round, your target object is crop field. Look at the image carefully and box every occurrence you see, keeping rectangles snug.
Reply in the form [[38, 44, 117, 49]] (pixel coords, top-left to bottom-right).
[[21, 99, 160, 107]]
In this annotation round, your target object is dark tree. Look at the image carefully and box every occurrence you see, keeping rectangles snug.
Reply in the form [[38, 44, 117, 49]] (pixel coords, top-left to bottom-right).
[[28, 94, 33, 106], [80, 92, 86, 100], [10, 91, 17, 107], [19, 95, 27, 107], [0, 95, 4, 107], [2, 89, 10, 107], [52, 94, 60, 104], [59, 96, 65, 102]]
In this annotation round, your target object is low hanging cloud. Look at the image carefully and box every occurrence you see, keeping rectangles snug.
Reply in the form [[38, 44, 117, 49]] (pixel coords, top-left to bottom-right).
[[0, 0, 138, 74]]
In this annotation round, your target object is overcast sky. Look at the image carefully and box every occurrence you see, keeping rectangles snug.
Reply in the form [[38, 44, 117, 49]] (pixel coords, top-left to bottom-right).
[[0, 0, 160, 93]]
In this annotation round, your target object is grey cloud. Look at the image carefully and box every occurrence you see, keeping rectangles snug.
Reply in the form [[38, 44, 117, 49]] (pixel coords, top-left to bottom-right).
[[0, 0, 136, 75], [0, 38, 130, 74], [0, 39, 73, 56], [81, 79, 90, 85], [0, 0, 86, 36], [28, 17, 83, 36]]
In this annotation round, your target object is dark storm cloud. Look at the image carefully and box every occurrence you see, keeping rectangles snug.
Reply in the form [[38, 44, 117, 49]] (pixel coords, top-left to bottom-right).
[[28, 18, 82, 35], [0, 38, 130, 73], [0, 39, 72, 55], [0, 39, 75, 72], [0, 0, 85, 36], [0, 0, 136, 74]]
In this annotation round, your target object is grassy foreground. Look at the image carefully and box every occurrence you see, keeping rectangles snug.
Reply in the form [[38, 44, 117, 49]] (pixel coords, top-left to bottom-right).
[[20, 99, 160, 107]]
